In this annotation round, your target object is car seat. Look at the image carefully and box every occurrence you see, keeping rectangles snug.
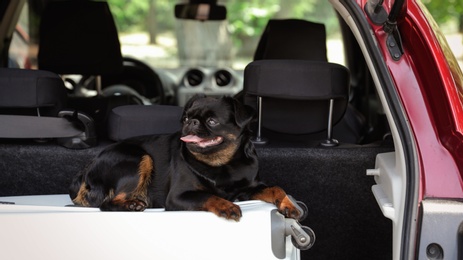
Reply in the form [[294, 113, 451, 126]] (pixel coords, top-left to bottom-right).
[[0, 68, 96, 148], [245, 19, 366, 144], [107, 104, 183, 141], [37, 1, 158, 138], [38, 1, 122, 86], [254, 19, 327, 61], [244, 60, 350, 146]]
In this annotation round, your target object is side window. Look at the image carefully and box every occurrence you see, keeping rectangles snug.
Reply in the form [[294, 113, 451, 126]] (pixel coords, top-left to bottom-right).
[[8, 2, 30, 69]]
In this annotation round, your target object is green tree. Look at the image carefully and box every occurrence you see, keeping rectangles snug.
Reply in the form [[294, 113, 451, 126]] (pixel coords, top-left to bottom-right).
[[423, 0, 463, 33], [107, 0, 339, 48], [108, 0, 148, 32], [108, 0, 175, 44], [227, 0, 338, 56]]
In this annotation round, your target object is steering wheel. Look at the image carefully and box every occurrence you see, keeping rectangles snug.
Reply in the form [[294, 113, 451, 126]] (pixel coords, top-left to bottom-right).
[[78, 57, 166, 104], [117, 57, 166, 104]]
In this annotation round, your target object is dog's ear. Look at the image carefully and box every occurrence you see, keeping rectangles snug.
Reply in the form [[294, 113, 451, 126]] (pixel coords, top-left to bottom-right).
[[223, 96, 255, 128]]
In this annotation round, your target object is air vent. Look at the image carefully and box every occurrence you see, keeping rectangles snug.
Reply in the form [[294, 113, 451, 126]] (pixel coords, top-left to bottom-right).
[[214, 69, 233, 87], [184, 69, 204, 87]]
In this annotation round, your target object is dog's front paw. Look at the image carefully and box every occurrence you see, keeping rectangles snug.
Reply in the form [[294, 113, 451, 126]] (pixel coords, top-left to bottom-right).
[[278, 195, 302, 220], [125, 199, 147, 211], [202, 196, 242, 221], [251, 187, 305, 220], [100, 197, 147, 211]]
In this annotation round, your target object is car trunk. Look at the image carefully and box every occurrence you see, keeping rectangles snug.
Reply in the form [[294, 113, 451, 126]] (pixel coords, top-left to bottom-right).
[[0, 139, 394, 259]]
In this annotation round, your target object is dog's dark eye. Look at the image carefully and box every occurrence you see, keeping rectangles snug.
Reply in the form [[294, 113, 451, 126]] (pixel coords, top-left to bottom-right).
[[183, 117, 189, 123], [207, 118, 219, 126]]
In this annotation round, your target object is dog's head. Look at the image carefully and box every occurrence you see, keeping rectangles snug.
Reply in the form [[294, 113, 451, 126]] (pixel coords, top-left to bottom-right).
[[180, 95, 254, 166]]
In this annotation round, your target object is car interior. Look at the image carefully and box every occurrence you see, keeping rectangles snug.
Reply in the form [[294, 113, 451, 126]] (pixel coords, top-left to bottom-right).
[[0, 0, 394, 259]]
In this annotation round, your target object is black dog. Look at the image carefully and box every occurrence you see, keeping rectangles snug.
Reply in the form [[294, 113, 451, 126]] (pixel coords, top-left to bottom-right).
[[70, 95, 302, 221]]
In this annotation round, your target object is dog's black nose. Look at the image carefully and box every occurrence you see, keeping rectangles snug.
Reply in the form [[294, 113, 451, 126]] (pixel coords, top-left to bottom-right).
[[189, 119, 200, 126]]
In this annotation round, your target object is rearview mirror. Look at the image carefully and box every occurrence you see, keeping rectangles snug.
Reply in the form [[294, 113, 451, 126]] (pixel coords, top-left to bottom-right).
[[175, 3, 226, 21]]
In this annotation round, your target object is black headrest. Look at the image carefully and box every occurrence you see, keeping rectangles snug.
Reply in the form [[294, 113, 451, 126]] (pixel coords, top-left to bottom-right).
[[244, 60, 349, 134], [254, 19, 327, 61], [38, 1, 122, 75], [108, 105, 183, 141], [0, 68, 67, 116], [245, 60, 349, 99]]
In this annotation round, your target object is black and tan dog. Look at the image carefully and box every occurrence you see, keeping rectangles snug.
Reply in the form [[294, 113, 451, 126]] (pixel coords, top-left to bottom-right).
[[69, 95, 302, 221]]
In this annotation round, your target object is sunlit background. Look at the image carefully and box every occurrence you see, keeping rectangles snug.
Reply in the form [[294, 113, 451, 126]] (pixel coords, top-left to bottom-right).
[[10, 1, 463, 71], [111, 0, 463, 70]]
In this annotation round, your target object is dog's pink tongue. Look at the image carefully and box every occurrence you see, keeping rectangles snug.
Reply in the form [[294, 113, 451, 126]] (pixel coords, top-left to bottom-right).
[[180, 135, 205, 143]]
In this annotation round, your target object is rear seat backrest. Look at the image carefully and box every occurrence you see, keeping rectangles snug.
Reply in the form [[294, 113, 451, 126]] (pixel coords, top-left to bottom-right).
[[0, 68, 96, 148]]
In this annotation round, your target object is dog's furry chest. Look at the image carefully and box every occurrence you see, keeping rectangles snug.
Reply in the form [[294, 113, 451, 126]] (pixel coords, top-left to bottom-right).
[[181, 155, 260, 198]]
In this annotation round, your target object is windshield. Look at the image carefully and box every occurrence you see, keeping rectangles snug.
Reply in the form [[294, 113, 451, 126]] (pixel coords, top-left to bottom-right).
[[109, 0, 344, 70], [9, 1, 344, 70], [176, 20, 233, 67]]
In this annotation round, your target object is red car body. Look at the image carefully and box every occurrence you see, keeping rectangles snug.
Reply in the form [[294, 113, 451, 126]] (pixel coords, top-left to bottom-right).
[[357, 0, 463, 258], [374, 0, 463, 199]]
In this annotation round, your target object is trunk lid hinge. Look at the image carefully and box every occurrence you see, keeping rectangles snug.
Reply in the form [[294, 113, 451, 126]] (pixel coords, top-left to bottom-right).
[[364, 0, 405, 61]]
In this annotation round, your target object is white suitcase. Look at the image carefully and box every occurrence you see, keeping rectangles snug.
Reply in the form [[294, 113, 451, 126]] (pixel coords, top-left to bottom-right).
[[0, 195, 314, 260]]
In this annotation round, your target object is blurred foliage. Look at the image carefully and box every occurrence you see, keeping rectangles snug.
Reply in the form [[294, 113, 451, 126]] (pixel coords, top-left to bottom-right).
[[106, 0, 463, 39], [107, 0, 340, 37], [108, 0, 175, 33], [225, 0, 339, 54], [107, 0, 147, 31], [423, 0, 463, 32], [107, 0, 341, 57], [227, 0, 338, 37]]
